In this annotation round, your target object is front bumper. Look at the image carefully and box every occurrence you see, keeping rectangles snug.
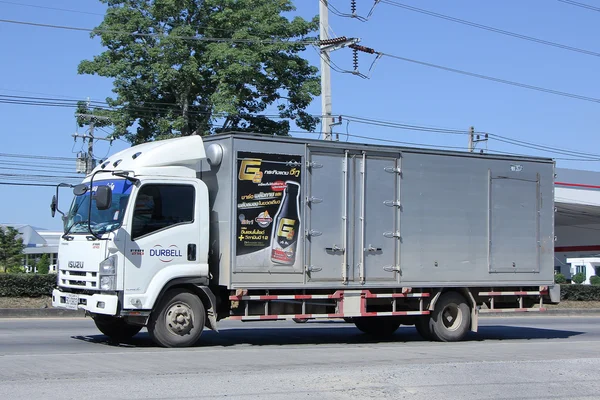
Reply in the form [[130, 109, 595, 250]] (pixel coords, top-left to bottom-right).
[[52, 288, 119, 315]]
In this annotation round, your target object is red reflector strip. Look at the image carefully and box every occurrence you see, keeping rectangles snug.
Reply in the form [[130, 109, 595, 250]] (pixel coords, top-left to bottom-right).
[[365, 293, 430, 298], [479, 308, 546, 313], [229, 293, 343, 301], [479, 291, 546, 296]]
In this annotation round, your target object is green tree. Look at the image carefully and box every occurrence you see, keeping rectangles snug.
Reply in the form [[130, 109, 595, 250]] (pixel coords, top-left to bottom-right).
[[78, 0, 321, 143], [554, 273, 566, 284], [37, 254, 50, 275], [572, 272, 586, 285], [0, 226, 25, 273]]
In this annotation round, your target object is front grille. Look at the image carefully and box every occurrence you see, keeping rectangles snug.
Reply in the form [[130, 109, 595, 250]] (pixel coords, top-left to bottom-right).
[[59, 269, 99, 289]]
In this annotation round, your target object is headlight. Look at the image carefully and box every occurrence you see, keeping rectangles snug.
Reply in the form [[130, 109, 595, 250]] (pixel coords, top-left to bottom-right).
[[99, 255, 117, 275], [100, 276, 116, 291], [99, 255, 117, 291]]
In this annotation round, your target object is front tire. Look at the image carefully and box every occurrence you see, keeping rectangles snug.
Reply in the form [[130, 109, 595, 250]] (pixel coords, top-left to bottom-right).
[[93, 314, 142, 341], [354, 317, 401, 337], [429, 292, 471, 342], [148, 289, 206, 348]]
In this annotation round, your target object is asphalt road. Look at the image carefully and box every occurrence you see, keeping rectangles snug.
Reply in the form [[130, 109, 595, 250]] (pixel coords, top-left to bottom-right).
[[1, 316, 600, 399]]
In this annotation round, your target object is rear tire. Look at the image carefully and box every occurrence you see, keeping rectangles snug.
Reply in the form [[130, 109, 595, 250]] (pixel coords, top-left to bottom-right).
[[354, 317, 401, 337], [414, 316, 434, 341], [429, 292, 471, 342], [93, 314, 142, 341], [148, 289, 206, 348]]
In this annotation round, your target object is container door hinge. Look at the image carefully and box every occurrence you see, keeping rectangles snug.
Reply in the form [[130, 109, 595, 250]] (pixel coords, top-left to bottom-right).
[[383, 265, 402, 273], [305, 265, 322, 273], [307, 229, 322, 237], [384, 166, 402, 175], [383, 231, 401, 239], [307, 161, 323, 169], [307, 196, 323, 204], [383, 200, 402, 208]]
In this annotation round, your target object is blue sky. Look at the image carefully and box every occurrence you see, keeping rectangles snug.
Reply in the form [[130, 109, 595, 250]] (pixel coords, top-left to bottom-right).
[[1, 0, 599, 230]]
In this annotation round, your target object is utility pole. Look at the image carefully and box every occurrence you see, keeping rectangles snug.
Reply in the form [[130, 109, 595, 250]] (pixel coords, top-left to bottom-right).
[[468, 126, 488, 153], [73, 113, 113, 174], [468, 126, 474, 152], [318, 1, 360, 141], [320, 0, 333, 140]]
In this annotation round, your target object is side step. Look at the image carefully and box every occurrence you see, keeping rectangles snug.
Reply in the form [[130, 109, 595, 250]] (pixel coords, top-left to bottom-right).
[[477, 287, 549, 314]]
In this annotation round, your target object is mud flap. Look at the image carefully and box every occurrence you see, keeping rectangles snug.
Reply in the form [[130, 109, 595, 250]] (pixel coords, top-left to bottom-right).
[[195, 285, 219, 332]]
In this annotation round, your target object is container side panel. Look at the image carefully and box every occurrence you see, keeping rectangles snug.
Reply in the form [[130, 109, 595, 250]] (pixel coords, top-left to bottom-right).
[[400, 153, 488, 282], [230, 139, 306, 285], [399, 152, 554, 285], [198, 138, 233, 288]]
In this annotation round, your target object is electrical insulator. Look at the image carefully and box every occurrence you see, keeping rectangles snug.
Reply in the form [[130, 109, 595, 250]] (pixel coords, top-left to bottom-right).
[[352, 48, 359, 71], [351, 0, 357, 14], [319, 36, 348, 46]]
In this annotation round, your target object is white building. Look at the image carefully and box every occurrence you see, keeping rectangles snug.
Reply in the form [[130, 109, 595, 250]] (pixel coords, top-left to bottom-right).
[[0, 224, 60, 273]]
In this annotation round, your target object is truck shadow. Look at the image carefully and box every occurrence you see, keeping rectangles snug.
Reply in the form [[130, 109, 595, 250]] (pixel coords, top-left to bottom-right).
[[71, 322, 584, 348]]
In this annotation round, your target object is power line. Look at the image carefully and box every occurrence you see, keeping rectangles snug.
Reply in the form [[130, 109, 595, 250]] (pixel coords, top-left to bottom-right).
[[558, 0, 600, 12], [0, 152, 76, 161], [343, 115, 470, 135], [378, 52, 600, 104], [0, 182, 61, 187], [0, 94, 310, 120], [0, 161, 74, 169], [381, 0, 600, 58], [486, 134, 600, 160], [0, 87, 103, 102], [0, 19, 317, 45], [0, 1, 105, 16], [0, 166, 78, 174]]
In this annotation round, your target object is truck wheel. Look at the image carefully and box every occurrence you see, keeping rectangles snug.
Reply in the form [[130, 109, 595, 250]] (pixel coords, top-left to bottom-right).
[[148, 289, 206, 348], [93, 315, 142, 341], [429, 292, 471, 342], [353, 317, 401, 337], [414, 316, 434, 341]]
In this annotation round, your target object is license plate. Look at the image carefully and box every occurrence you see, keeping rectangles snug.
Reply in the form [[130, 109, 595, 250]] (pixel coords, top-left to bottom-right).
[[65, 294, 79, 310]]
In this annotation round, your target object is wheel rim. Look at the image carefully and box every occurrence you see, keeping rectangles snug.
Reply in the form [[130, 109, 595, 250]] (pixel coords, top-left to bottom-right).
[[441, 303, 463, 331], [165, 302, 195, 336]]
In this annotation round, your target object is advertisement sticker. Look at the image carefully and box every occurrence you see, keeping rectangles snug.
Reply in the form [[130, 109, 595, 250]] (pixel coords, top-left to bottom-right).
[[235, 152, 302, 269]]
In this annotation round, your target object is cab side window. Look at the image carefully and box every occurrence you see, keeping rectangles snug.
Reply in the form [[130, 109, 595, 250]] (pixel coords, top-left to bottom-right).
[[131, 184, 195, 239]]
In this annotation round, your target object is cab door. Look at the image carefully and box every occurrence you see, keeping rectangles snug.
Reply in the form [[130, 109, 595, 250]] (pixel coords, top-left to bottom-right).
[[121, 180, 207, 310]]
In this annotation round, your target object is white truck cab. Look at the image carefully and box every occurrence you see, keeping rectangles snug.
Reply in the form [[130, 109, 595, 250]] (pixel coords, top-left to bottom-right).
[[52, 136, 213, 346]]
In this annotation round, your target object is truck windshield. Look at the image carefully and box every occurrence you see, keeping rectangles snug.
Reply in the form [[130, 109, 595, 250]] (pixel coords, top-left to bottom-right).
[[64, 179, 134, 236]]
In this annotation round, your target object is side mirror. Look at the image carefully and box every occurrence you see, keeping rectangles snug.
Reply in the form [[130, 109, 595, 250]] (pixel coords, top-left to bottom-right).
[[50, 195, 57, 218], [95, 185, 112, 211], [73, 184, 88, 196]]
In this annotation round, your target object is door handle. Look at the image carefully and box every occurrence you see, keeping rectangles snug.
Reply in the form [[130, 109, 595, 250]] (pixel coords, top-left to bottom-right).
[[187, 244, 197, 261], [366, 245, 382, 252], [325, 244, 345, 253]]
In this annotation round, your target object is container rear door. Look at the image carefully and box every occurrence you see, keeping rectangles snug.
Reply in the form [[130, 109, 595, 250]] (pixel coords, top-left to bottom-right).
[[305, 151, 351, 283], [354, 153, 401, 283]]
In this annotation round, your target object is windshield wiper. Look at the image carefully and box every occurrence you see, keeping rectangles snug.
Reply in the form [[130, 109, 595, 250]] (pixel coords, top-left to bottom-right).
[[62, 220, 88, 239]]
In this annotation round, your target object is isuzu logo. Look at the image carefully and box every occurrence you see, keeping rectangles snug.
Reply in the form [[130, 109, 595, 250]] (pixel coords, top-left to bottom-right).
[[68, 261, 84, 268]]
